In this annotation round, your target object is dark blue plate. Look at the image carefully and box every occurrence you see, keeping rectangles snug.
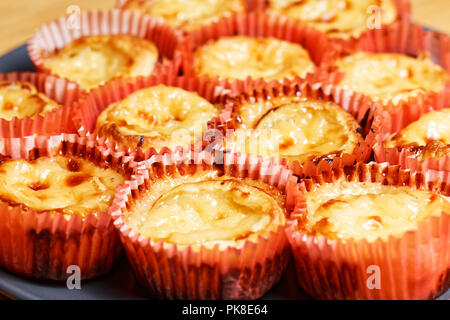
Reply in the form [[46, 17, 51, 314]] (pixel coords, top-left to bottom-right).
[[0, 45, 448, 300]]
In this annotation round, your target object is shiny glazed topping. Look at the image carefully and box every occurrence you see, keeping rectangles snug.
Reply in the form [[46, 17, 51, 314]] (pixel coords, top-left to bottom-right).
[[122, 0, 246, 30], [334, 52, 450, 104], [0, 81, 59, 120], [95, 85, 220, 150], [194, 36, 316, 81], [267, 0, 397, 39], [226, 98, 362, 163], [305, 180, 450, 242], [43, 35, 159, 90], [126, 171, 286, 247], [0, 156, 124, 217]]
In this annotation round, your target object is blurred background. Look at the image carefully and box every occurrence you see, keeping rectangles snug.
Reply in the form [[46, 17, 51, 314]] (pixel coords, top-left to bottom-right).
[[0, 0, 449, 54]]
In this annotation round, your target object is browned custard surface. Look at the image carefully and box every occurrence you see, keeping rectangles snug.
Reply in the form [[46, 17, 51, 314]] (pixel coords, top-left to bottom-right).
[[125, 171, 286, 248], [0, 156, 125, 218]]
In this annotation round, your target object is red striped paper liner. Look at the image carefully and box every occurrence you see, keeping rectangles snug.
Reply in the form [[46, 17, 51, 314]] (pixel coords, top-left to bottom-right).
[[28, 9, 181, 88], [0, 72, 83, 137], [109, 149, 299, 299], [286, 159, 450, 300], [176, 11, 339, 96], [0, 134, 136, 280]]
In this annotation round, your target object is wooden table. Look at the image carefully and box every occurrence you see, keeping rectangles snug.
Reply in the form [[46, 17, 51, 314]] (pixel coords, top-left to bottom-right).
[[0, 0, 449, 300], [0, 0, 450, 54]]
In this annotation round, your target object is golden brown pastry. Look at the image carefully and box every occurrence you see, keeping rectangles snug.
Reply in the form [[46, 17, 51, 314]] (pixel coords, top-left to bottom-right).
[[43, 35, 159, 90], [226, 96, 364, 163], [333, 52, 450, 105], [267, 0, 398, 39], [0, 155, 124, 218], [304, 179, 450, 242], [122, 0, 246, 31], [0, 81, 59, 120], [95, 85, 220, 151], [124, 170, 286, 248], [384, 108, 450, 160], [194, 36, 316, 81]]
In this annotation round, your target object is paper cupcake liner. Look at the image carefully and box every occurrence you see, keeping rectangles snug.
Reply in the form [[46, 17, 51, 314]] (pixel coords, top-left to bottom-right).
[[28, 9, 181, 86], [286, 159, 450, 300], [176, 12, 339, 96], [216, 78, 375, 176], [372, 92, 450, 172], [73, 73, 237, 156], [0, 72, 83, 137], [110, 149, 299, 299], [0, 134, 136, 280]]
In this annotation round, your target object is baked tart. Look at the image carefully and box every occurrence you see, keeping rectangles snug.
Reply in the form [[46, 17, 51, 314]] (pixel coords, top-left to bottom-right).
[[95, 85, 221, 151], [0, 134, 133, 280], [267, 0, 398, 39], [225, 95, 364, 163], [0, 80, 59, 121], [121, 0, 246, 31], [0, 155, 124, 218], [193, 36, 316, 81], [29, 10, 180, 92], [0, 72, 83, 138], [333, 52, 450, 105], [382, 108, 450, 161], [303, 178, 450, 242], [125, 171, 286, 248], [287, 161, 450, 299], [110, 151, 295, 299], [42, 35, 159, 91]]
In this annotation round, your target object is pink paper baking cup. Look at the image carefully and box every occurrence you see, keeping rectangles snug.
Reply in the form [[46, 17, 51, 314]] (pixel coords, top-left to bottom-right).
[[216, 77, 375, 175], [0, 72, 83, 137], [372, 91, 450, 172], [0, 133, 136, 280], [286, 159, 450, 300], [109, 149, 299, 299], [28, 9, 181, 84], [176, 11, 339, 96]]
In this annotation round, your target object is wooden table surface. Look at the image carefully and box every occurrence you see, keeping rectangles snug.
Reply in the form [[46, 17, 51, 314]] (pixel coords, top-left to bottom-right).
[[0, 0, 450, 300], [0, 0, 450, 54]]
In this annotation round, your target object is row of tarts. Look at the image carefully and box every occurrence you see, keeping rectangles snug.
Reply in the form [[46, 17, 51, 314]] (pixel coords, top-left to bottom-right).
[[0, 0, 449, 300]]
